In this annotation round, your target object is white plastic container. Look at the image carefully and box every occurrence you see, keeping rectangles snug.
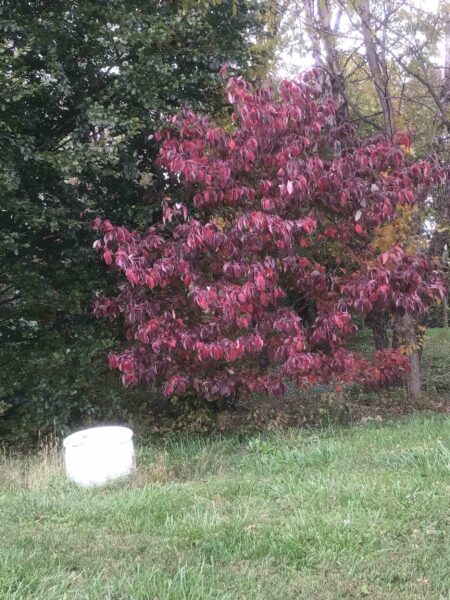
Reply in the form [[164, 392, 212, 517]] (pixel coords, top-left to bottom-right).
[[63, 426, 135, 487]]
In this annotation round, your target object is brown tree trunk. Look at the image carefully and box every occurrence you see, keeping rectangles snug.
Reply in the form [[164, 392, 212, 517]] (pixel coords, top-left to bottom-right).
[[428, 198, 449, 327], [407, 349, 422, 401], [392, 316, 400, 349], [407, 358, 422, 401], [396, 313, 421, 401], [304, 0, 349, 128], [371, 311, 389, 350], [358, 0, 395, 138], [433, 1, 450, 328]]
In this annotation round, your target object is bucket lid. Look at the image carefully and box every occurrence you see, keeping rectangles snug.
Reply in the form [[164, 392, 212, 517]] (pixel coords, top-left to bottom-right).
[[63, 426, 133, 449]]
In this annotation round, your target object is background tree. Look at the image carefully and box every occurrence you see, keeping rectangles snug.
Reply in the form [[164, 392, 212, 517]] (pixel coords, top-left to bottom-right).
[[0, 0, 277, 442], [280, 0, 450, 398]]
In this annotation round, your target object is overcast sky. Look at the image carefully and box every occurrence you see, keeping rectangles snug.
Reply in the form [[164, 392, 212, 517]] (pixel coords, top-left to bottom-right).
[[277, 0, 444, 79]]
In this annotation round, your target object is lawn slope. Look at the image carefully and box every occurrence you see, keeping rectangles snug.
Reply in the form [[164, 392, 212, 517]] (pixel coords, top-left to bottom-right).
[[1, 415, 450, 599]]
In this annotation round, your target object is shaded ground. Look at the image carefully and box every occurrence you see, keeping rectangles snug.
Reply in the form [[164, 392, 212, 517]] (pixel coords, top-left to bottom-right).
[[207, 328, 450, 433], [23, 328, 444, 438]]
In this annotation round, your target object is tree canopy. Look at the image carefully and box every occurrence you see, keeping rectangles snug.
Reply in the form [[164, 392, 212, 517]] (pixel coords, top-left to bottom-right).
[[0, 0, 276, 440]]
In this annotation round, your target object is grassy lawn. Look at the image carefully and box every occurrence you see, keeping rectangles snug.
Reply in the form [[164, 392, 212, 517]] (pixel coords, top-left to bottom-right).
[[1, 414, 450, 599]]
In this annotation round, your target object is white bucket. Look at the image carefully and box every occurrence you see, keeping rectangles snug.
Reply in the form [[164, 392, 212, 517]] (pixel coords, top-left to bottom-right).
[[63, 426, 135, 487]]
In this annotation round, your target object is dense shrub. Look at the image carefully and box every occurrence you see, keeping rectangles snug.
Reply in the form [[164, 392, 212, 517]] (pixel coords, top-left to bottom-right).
[[0, 1, 274, 443], [93, 72, 445, 406]]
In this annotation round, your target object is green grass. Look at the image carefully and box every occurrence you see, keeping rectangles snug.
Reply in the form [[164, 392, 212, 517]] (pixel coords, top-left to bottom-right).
[[1, 415, 450, 599], [422, 328, 450, 398]]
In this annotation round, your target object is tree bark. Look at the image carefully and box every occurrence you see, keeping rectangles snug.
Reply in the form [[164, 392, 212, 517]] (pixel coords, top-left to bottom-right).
[[442, 243, 449, 329], [370, 311, 389, 350], [304, 0, 349, 127], [357, 0, 395, 139], [392, 316, 400, 350], [396, 313, 421, 401], [440, 1, 450, 326], [427, 196, 449, 327], [407, 347, 422, 401]]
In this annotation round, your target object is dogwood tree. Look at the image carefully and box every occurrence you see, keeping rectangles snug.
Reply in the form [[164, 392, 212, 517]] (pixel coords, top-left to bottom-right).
[[93, 71, 446, 402]]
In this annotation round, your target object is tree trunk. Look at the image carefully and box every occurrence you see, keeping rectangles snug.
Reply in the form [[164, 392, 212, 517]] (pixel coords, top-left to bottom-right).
[[358, 0, 395, 138], [304, 0, 349, 128], [441, 245, 448, 328], [432, 1, 450, 328], [392, 316, 400, 349], [397, 313, 422, 401], [371, 311, 389, 350], [427, 199, 449, 327], [407, 348, 422, 401]]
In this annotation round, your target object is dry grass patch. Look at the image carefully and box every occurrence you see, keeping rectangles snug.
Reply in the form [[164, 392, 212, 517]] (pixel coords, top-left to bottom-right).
[[129, 452, 174, 487], [0, 438, 63, 492]]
